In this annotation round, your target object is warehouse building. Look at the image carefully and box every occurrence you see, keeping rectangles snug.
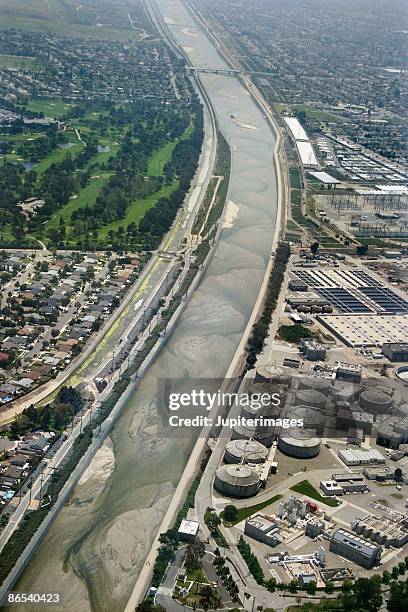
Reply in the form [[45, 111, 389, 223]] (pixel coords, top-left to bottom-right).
[[317, 314, 408, 348], [244, 514, 281, 547], [338, 448, 385, 466], [329, 528, 381, 569]]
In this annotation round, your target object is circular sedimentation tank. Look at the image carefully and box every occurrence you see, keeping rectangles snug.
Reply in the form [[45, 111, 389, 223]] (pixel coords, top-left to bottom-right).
[[286, 405, 325, 435], [224, 439, 269, 464], [295, 388, 327, 409], [298, 375, 331, 395], [359, 390, 393, 413], [232, 423, 275, 447], [255, 365, 292, 387], [214, 464, 261, 498], [278, 428, 321, 458]]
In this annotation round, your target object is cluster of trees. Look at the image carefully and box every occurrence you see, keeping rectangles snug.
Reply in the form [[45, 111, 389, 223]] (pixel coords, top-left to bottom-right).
[[237, 535, 264, 584], [278, 323, 316, 344], [9, 386, 83, 439], [245, 242, 290, 369], [71, 174, 164, 229], [212, 548, 239, 602]]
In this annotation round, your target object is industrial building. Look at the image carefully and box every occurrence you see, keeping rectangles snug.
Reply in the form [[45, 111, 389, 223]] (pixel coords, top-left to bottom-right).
[[363, 466, 396, 481], [336, 409, 374, 435], [278, 429, 321, 458], [351, 514, 408, 548], [289, 278, 308, 292], [178, 519, 199, 542], [214, 464, 261, 498], [382, 343, 408, 362], [305, 519, 325, 538], [317, 314, 408, 348], [376, 417, 408, 449], [329, 528, 381, 569], [320, 473, 368, 496], [244, 514, 281, 547], [338, 448, 385, 466], [299, 339, 326, 361], [224, 439, 269, 465]]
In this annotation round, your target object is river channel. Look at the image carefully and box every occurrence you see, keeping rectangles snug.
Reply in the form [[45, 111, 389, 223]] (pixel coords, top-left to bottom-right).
[[13, 1, 278, 610]]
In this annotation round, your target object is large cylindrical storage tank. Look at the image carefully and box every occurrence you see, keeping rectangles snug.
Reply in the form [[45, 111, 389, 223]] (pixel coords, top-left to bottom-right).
[[298, 375, 331, 395], [295, 389, 326, 409], [286, 405, 325, 435], [278, 429, 321, 458], [376, 532, 386, 545], [232, 423, 275, 447], [224, 439, 268, 465], [359, 390, 393, 413], [214, 465, 261, 498], [363, 526, 373, 538], [255, 365, 292, 387]]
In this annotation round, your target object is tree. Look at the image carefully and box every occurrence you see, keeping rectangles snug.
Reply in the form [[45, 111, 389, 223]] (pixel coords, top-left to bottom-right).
[[324, 581, 334, 594], [387, 580, 408, 612], [356, 244, 368, 256], [305, 580, 316, 595], [310, 241, 319, 255], [184, 540, 205, 571], [224, 504, 238, 522], [382, 570, 391, 585]]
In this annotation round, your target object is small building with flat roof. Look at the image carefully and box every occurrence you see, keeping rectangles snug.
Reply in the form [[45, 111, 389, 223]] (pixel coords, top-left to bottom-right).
[[178, 519, 199, 542]]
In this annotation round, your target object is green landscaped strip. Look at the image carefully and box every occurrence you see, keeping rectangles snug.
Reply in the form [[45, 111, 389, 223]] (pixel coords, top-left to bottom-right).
[[44, 174, 112, 231], [224, 494, 283, 526], [290, 480, 340, 507], [98, 180, 179, 238], [147, 140, 177, 176]]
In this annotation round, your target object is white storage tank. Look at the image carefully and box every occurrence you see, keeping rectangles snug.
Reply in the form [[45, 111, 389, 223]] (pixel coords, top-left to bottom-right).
[[214, 464, 261, 498], [255, 365, 292, 387], [278, 428, 321, 458], [295, 388, 327, 409], [286, 405, 325, 435], [232, 423, 275, 447], [224, 439, 269, 465]]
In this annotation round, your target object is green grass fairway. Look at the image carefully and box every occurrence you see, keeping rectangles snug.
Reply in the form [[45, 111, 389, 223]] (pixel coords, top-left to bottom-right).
[[222, 494, 283, 526], [34, 141, 84, 175], [98, 180, 178, 239], [147, 140, 177, 176], [26, 100, 73, 118], [44, 173, 112, 232], [290, 480, 341, 507]]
